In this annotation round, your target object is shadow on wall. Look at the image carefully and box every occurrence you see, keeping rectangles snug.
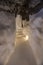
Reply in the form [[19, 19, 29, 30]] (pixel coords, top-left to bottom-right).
[[0, 11, 15, 45], [0, 11, 16, 64]]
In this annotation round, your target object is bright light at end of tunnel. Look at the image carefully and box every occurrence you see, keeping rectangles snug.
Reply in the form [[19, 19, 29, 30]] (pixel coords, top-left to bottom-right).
[[24, 35, 29, 41]]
